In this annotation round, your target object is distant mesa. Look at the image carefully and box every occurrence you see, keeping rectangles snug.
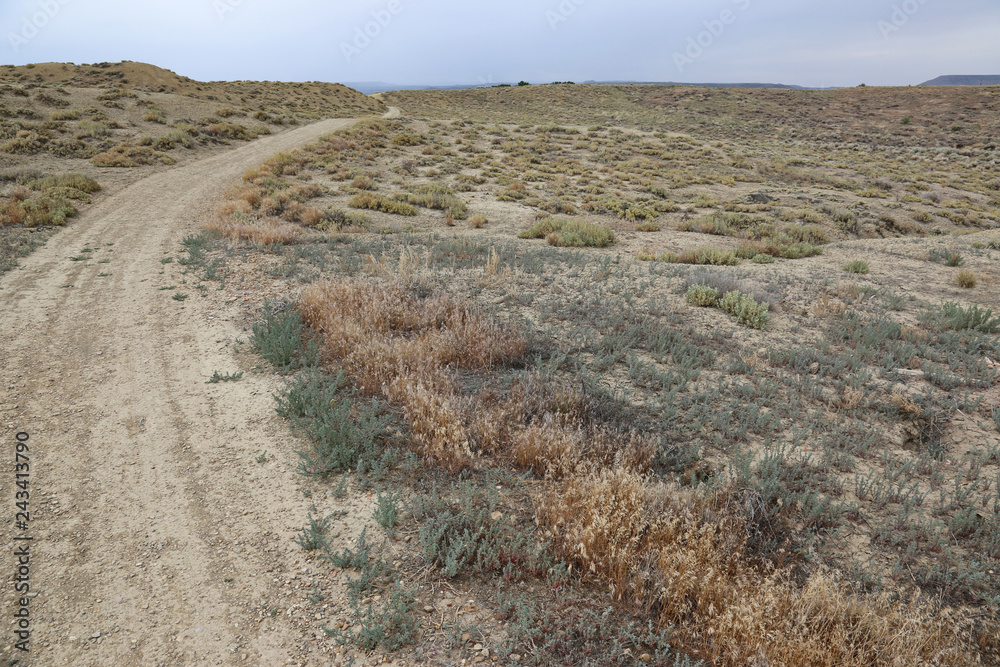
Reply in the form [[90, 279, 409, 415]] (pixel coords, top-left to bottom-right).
[[347, 80, 818, 94], [921, 75, 1000, 86]]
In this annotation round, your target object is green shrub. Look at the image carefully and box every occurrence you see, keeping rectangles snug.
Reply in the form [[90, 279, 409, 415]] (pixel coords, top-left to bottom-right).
[[143, 109, 166, 123], [317, 209, 371, 232], [251, 303, 319, 369], [18, 194, 76, 226], [928, 248, 964, 266], [349, 192, 417, 216], [518, 218, 616, 247], [391, 132, 424, 146], [737, 240, 823, 260], [51, 109, 81, 121], [410, 481, 546, 580], [396, 184, 468, 219], [719, 291, 770, 329], [686, 285, 719, 307], [677, 247, 739, 266], [922, 302, 1000, 333], [784, 223, 829, 245], [679, 214, 731, 236], [987, 238, 1000, 250], [775, 242, 824, 259], [27, 173, 101, 193], [643, 247, 737, 266], [752, 253, 775, 264], [205, 123, 258, 141], [843, 259, 870, 274], [275, 370, 389, 477], [373, 490, 400, 535]]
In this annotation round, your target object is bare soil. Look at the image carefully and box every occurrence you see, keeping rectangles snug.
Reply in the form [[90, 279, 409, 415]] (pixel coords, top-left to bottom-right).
[[0, 116, 384, 666]]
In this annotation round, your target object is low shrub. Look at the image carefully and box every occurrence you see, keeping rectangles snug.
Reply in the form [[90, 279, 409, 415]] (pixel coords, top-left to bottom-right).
[[929, 247, 964, 266], [640, 247, 737, 266], [396, 183, 468, 219], [719, 290, 771, 329], [956, 269, 977, 288], [349, 192, 418, 216], [317, 209, 371, 232], [686, 284, 719, 307], [844, 259, 870, 274], [251, 302, 319, 370], [737, 240, 823, 260], [683, 268, 780, 309], [519, 218, 616, 247], [922, 302, 1000, 333]]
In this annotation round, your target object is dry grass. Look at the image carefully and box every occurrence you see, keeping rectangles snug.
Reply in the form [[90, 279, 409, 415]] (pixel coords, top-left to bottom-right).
[[293, 269, 980, 665], [538, 467, 974, 667], [298, 278, 526, 469], [207, 213, 302, 245]]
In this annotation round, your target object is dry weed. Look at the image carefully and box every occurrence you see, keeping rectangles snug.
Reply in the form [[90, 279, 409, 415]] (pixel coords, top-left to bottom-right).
[[813, 294, 847, 318], [207, 215, 302, 245], [537, 467, 976, 666]]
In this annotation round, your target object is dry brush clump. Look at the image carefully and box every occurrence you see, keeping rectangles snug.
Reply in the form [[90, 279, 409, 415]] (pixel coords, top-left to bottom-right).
[[536, 466, 977, 667], [298, 277, 527, 470], [207, 212, 303, 246]]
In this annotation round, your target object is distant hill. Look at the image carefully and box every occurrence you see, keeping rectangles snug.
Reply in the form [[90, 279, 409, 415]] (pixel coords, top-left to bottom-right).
[[583, 80, 815, 90], [921, 75, 1000, 86], [0, 61, 385, 117], [344, 82, 500, 95], [348, 80, 819, 94]]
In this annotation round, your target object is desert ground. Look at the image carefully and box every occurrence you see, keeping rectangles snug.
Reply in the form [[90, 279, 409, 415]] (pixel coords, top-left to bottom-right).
[[2, 64, 999, 666]]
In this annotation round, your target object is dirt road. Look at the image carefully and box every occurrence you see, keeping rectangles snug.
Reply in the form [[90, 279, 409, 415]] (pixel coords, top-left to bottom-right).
[[0, 116, 378, 665]]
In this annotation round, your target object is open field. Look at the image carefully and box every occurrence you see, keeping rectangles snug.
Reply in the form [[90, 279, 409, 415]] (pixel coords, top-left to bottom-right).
[[3, 75, 1000, 665], [182, 83, 1000, 664]]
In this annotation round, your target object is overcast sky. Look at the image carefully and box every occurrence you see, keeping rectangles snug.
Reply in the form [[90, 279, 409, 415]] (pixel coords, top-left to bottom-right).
[[1, 0, 998, 88]]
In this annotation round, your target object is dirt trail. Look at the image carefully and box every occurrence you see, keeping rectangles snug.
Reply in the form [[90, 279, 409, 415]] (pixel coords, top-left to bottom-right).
[[0, 116, 376, 665]]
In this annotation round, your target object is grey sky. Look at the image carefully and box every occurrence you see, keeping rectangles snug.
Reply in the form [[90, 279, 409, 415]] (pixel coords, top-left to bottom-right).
[[1, 0, 997, 87]]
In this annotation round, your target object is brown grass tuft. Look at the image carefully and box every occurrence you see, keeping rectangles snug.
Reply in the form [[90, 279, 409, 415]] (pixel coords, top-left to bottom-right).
[[537, 467, 975, 667], [207, 215, 302, 245]]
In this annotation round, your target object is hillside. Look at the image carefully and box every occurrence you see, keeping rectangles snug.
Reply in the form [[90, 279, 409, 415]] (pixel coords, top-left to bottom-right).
[[385, 83, 1000, 149], [1, 61, 384, 117], [0, 61, 384, 275], [923, 75, 1000, 87]]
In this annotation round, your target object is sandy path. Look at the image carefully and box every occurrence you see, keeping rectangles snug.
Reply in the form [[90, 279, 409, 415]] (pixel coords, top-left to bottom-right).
[[0, 117, 376, 665]]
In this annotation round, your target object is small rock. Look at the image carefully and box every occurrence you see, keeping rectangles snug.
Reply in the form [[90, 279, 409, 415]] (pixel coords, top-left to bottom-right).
[[91, 632, 101, 639], [423, 606, 435, 613], [640, 654, 652, 662]]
